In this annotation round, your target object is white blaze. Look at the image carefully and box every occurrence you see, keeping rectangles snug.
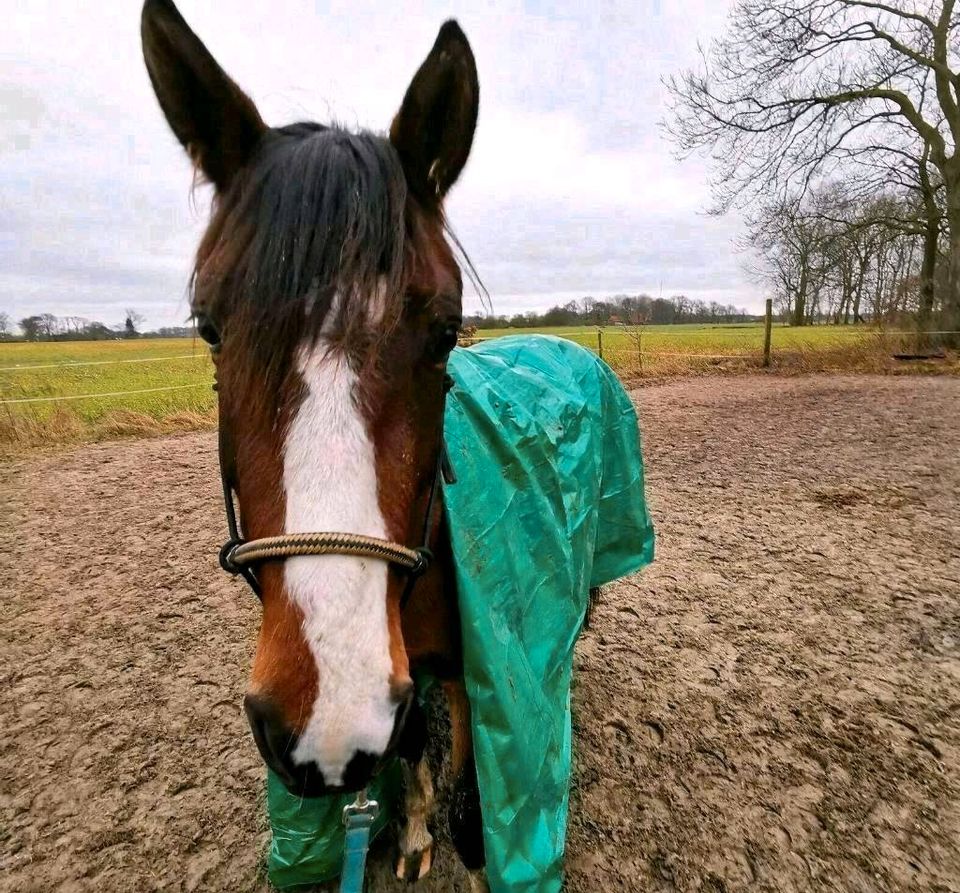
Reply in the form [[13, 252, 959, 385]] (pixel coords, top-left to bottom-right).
[[282, 340, 395, 786]]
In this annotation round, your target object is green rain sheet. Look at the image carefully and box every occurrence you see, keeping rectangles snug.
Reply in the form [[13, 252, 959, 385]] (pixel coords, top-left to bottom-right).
[[266, 334, 654, 890]]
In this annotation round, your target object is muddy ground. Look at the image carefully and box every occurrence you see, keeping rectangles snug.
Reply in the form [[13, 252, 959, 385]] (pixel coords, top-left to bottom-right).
[[2, 374, 959, 892]]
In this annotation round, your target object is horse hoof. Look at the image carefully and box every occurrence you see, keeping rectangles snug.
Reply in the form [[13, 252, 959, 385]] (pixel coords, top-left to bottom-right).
[[395, 844, 433, 882]]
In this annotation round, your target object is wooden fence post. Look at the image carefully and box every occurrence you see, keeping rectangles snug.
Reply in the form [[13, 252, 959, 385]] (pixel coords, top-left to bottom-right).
[[597, 329, 604, 360], [763, 299, 773, 368]]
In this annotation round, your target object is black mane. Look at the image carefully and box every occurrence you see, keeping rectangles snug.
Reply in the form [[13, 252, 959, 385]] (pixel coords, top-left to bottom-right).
[[194, 122, 409, 388]]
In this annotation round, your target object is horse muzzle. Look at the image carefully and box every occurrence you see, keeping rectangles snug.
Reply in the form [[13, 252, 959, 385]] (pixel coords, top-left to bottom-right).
[[243, 690, 414, 797]]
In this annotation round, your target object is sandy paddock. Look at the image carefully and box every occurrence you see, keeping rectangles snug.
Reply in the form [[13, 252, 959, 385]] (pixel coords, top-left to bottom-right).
[[2, 374, 959, 892]]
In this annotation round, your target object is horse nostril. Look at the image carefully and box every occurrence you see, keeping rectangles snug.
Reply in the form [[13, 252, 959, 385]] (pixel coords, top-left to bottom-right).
[[385, 685, 420, 762], [343, 750, 379, 792], [390, 678, 415, 707], [243, 693, 298, 786]]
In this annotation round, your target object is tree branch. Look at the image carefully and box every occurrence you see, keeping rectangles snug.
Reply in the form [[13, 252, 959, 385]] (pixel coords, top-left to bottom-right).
[[837, 0, 934, 31]]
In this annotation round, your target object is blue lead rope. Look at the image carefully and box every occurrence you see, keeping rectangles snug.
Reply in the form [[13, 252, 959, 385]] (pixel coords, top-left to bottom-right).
[[339, 792, 379, 893]]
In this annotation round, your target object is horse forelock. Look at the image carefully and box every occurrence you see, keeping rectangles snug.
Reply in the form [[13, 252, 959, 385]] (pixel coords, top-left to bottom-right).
[[192, 122, 411, 400]]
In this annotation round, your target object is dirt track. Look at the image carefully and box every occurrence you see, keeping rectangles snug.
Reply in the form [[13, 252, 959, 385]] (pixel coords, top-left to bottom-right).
[[2, 374, 959, 892]]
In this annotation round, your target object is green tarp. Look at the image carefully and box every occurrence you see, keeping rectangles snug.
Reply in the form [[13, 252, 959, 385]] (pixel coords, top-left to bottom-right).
[[267, 335, 654, 890]]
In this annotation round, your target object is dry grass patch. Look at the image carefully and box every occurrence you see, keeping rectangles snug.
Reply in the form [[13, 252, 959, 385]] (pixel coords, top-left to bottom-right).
[[0, 405, 218, 457]]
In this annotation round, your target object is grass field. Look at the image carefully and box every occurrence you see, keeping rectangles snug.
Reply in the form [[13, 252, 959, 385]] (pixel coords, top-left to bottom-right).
[[0, 338, 216, 449], [1, 324, 953, 451], [474, 323, 890, 355]]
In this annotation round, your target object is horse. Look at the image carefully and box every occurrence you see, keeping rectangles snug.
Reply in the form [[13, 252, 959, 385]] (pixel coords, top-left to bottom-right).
[[141, 0, 487, 886], [142, 4, 657, 890]]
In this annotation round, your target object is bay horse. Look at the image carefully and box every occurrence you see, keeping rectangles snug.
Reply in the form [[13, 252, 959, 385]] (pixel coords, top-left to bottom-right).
[[141, 0, 486, 886]]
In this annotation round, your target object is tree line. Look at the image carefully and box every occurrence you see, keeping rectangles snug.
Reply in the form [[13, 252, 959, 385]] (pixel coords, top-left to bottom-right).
[[466, 294, 754, 330], [667, 0, 959, 335], [0, 311, 193, 342], [1, 296, 755, 342]]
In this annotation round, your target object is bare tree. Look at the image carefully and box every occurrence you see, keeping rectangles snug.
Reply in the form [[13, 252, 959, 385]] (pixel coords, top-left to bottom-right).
[[0, 312, 10, 338], [666, 0, 960, 333], [811, 127, 947, 327], [39, 313, 58, 339], [19, 316, 42, 341], [619, 307, 651, 369], [747, 197, 830, 325], [124, 309, 146, 339], [748, 183, 930, 326]]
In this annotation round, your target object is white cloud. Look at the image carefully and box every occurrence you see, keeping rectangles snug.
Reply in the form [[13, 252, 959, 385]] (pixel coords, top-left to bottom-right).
[[0, 0, 759, 331], [452, 106, 711, 212]]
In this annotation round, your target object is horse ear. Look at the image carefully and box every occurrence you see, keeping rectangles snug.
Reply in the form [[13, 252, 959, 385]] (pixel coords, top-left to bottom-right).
[[390, 20, 479, 203], [141, 0, 265, 191]]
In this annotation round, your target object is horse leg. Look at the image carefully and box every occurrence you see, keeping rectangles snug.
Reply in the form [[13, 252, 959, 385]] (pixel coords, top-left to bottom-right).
[[396, 758, 435, 880], [584, 585, 601, 629], [443, 679, 487, 892], [395, 699, 435, 881]]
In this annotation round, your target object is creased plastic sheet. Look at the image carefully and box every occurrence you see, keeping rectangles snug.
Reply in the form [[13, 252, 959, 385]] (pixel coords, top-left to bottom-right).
[[443, 335, 654, 891], [266, 334, 654, 890], [266, 763, 402, 888]]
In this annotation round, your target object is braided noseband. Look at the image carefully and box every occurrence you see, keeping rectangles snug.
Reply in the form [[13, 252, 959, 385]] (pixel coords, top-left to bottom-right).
[[224, 532, 424, 573]]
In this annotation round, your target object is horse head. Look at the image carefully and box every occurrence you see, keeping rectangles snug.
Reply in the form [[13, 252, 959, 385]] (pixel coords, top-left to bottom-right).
[[142, 0, 477, 795]]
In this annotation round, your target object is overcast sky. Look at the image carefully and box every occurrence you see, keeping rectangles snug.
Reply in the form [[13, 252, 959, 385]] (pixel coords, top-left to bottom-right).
[[2, 0, 758, 331]]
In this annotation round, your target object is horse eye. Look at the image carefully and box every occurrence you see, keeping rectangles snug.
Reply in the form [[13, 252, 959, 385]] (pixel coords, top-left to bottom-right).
[[196, 314, 221, 350], [431, 323, 459, 360]]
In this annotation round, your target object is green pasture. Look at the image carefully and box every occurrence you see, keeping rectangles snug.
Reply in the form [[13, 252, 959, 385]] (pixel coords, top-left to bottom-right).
[[0, 338, 215, 423], [476, 323, 893, 356], [0, 337, 210, 366], [0, 338, 215, 449], [0, 324, 933, 450]]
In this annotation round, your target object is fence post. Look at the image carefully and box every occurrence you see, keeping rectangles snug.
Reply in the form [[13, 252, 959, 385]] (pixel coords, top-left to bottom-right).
[[597, 329, 604, 360], [763, 299, 773, 368]]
